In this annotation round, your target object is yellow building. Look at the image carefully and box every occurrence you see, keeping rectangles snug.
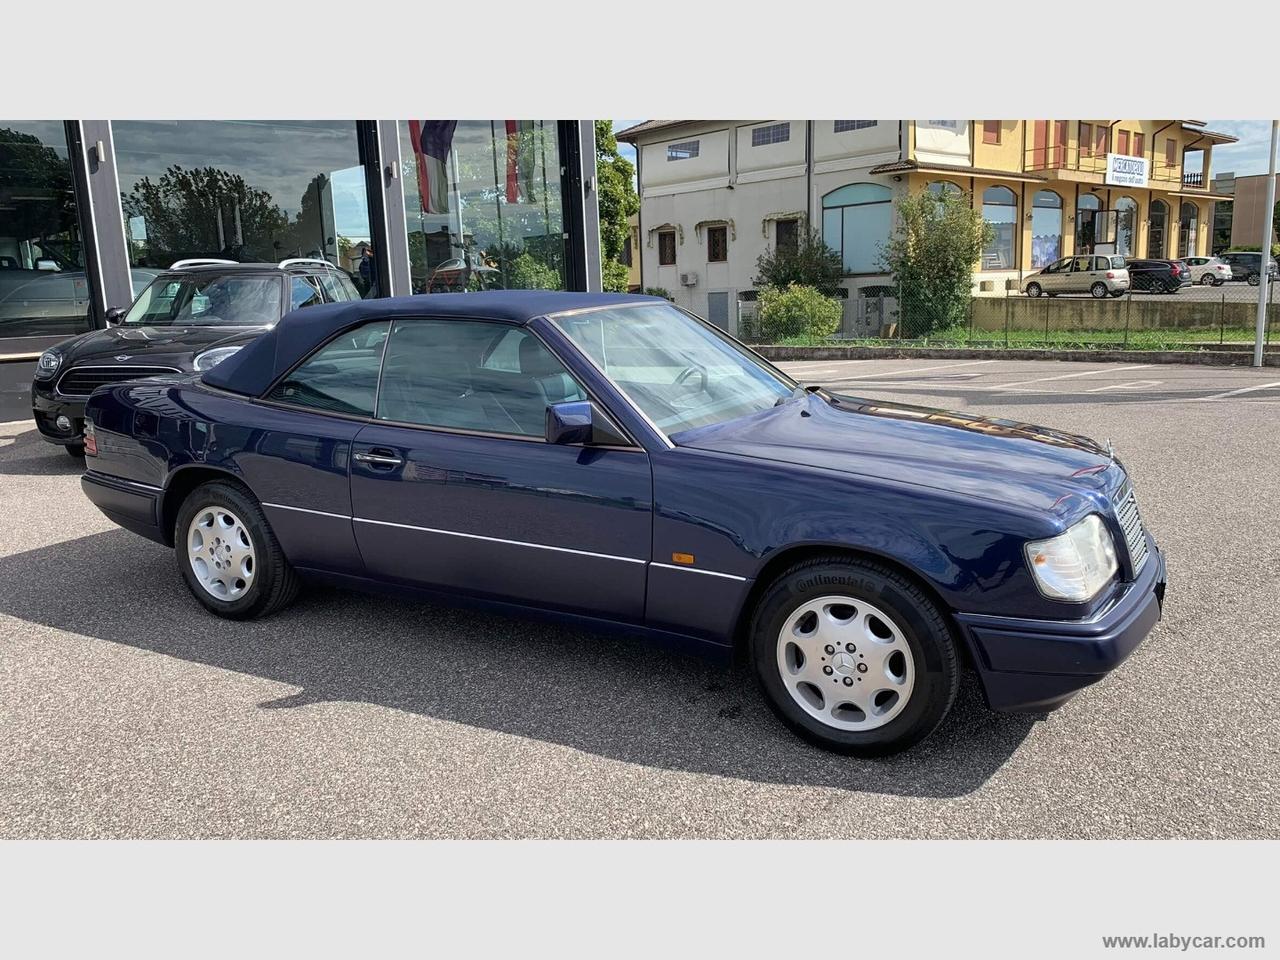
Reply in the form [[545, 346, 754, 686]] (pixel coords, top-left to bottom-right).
[[879, 120, 1236, 292]]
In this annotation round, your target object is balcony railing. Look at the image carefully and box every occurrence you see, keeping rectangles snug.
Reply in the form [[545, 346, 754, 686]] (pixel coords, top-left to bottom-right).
[[1022, 145, 1188, 184]]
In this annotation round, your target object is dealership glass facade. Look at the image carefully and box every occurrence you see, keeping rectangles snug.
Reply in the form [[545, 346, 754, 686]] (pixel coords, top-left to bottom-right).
[[399, 120, 566, 294], [0, 122, 93, 338], [0, 120, 597, 354]]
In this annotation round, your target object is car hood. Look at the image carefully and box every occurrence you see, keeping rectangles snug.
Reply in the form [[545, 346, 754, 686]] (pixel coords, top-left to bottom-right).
[[56, 324, 267, 368], [673, 391, 1125, 513]]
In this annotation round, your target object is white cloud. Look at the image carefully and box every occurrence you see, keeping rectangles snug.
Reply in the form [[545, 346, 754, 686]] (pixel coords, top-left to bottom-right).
[[1204, 120, 1278, 177]]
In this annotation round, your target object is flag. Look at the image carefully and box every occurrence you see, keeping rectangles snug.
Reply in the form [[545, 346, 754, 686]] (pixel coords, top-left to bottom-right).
[[504, 120, 539, 204], [408, 120, 457, 215]]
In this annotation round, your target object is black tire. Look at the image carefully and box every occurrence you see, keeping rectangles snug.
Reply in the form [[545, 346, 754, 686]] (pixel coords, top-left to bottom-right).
[[1025, 282, 1042, 298], [1090, 282, 1108, 299], [65, 442, 85, 459], [1212, 277, 1225, 287], [174, 479, 300, 620], [748, 556, 960, 756], [1248, 273, 1261, 286], [1199, 273, 1214, 286]]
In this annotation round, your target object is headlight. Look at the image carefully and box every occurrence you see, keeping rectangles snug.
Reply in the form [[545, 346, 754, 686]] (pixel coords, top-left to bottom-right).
[[35, 350, 62, 379], [193, 346, 243, 371], [1024, 514, 1118, 602]]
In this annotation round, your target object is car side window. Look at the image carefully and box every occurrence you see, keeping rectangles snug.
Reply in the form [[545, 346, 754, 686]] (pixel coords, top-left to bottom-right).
[[376, 319, 587, 437], [264, 321, 390, 416], [316, 272, 360, 303], [1071, 257, 1092, 273], [290, 276, 324, 311]]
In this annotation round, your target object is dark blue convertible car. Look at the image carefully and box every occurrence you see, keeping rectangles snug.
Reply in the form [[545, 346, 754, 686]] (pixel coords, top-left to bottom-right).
[[79, 291, 1166, 755]]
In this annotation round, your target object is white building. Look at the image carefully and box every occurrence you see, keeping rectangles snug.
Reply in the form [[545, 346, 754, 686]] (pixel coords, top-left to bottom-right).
[[618, 120, 905, 334]]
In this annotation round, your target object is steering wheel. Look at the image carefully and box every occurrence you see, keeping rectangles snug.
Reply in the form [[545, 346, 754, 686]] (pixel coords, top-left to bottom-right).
[[674, 365, 708, 392]]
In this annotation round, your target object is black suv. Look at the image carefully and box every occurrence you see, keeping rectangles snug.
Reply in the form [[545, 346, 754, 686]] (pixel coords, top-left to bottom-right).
[[1124, 258, 1191, 293], [32, 258, 363, 455], [1219, 251, 1279, 285]]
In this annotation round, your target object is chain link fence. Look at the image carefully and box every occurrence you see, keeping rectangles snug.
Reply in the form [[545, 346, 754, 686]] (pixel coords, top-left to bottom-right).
[[739, 275, 1278, 351]]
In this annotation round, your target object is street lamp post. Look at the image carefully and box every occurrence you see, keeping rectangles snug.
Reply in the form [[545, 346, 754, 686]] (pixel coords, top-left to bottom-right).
[[1254, 120, 1278, 367]]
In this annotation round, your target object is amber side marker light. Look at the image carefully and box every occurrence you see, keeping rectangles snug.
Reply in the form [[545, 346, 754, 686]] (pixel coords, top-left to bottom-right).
[[671, 552, 696, 565]]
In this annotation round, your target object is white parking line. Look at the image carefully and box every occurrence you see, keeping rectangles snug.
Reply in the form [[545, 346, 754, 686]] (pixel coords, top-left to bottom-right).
[[1087, 379, 1164, 393], [993, 364, 1151, 391], [1196, 381, 1280, 401], [838, 359, 997, 380]]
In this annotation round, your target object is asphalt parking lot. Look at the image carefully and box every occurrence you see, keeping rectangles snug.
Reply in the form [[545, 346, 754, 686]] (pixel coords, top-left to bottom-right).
[[1, 358, 1278, 839]]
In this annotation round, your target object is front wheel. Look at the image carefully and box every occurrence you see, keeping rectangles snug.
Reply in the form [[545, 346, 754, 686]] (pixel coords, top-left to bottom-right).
[[1248, 273, 1261, 286], [175, 480, 299, 620], [65, 442, 85, 459], [1025, 283, 1042, 298], [1090, 282, 1108, 299], [749, 557, 959, 756]]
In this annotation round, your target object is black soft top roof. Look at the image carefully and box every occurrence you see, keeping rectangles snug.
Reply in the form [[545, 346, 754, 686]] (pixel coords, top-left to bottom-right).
[[200, 290, 662, 397]]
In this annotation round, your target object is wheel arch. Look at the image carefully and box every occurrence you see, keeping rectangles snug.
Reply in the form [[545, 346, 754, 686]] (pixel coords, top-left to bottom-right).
[[160, 464, 251, 547], [730, 543, 969, 664]]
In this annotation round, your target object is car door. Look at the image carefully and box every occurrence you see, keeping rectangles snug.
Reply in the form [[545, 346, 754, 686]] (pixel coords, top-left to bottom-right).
[[348, 316, 653, 622], [1040, 258, 1069, 292], [1067, 256, 1093, 293]]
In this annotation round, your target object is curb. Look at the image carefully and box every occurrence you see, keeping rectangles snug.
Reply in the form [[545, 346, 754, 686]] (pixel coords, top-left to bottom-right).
[[754, 345, 1280, 366]]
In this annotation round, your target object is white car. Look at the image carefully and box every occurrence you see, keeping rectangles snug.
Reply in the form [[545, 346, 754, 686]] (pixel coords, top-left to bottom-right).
[[1183, 256, 1232, 286]]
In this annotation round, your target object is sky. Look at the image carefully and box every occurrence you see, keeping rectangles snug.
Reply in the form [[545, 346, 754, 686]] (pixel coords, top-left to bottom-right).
[[609, 119, 1277, 177]]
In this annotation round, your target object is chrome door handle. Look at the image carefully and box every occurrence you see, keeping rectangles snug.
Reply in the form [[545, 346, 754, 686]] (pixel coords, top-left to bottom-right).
[[353, 451, 403, 467]]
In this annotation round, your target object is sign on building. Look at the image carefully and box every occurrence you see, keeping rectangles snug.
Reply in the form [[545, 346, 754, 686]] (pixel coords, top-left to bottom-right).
[[1105, 153, 1149, 188]]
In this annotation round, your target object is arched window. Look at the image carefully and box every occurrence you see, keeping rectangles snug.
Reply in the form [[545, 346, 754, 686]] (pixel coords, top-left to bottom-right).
[[1115, 196, 1138, 257], [1178, 201, 1199, 258], [1030, 190, 1063, 268], [1148, 199, 1168, 258], [926, 180, 961, 197], [1076, 193, 1102, 254], [821, 183, 892, 274], [981, 185, 1017, 270]]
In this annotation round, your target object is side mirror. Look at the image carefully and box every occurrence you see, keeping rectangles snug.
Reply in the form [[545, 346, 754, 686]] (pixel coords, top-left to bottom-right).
[[545, 400, 628, 447], [104, 307, 127, 326]]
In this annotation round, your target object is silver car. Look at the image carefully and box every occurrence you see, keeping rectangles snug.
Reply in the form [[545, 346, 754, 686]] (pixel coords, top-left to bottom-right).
[[1183, 256, 1232, 286], [1022, 255, 1130, 298]]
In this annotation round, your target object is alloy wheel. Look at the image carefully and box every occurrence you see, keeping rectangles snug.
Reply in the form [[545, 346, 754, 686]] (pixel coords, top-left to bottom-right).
[[187, 506, 256, 601], [776, 595, 916, 732]]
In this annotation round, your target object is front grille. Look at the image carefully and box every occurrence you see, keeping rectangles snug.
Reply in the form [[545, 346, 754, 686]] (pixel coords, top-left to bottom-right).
[[1114, 485, 1150, 574], [56, 365, 179, 397]]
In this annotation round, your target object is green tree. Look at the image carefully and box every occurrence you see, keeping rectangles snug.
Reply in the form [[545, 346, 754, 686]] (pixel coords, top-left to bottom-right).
[[753, 226, 843, 293], [595, 120, 640, 292], [757, 283, 842, 342], [880, 189, 991, 336], [0, 127, 78, 261], [122, 165, 289, 266]]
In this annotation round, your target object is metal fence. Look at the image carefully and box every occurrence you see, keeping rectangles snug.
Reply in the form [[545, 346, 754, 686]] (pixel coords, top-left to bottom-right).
[[739, 278, 1278, 351]]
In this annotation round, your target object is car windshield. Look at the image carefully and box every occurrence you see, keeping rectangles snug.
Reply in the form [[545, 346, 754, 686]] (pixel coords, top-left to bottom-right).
[[124, 274, 282, 326], [553, 302, 794, 438]]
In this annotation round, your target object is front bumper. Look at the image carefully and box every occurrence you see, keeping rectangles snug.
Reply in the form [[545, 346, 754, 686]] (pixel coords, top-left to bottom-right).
[[31, 380, 87, 446], [956, 540, 1166, 712]]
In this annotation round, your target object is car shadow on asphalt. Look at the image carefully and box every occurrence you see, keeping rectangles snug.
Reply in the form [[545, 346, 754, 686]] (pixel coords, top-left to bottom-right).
[[0, 528, 1036, 797], [0, 427, 84, 478]]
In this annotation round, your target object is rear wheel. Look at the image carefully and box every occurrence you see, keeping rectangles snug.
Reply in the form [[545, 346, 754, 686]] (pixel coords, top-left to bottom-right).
[[749, 557, 959, 756], [1025, 282, 1042, 298], [1199, 273, 1215, 286], [175, 480, 299, 620], [1090, 282, 1108, 299], [1248, 273, 1261, 286]]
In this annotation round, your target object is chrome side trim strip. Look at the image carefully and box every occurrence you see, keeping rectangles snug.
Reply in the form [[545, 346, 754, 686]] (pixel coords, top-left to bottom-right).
[[87, 472, 163, 493], [649, 561, 748, 582], [262, 502, 352, 521], [351, 516, 647, 564]]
